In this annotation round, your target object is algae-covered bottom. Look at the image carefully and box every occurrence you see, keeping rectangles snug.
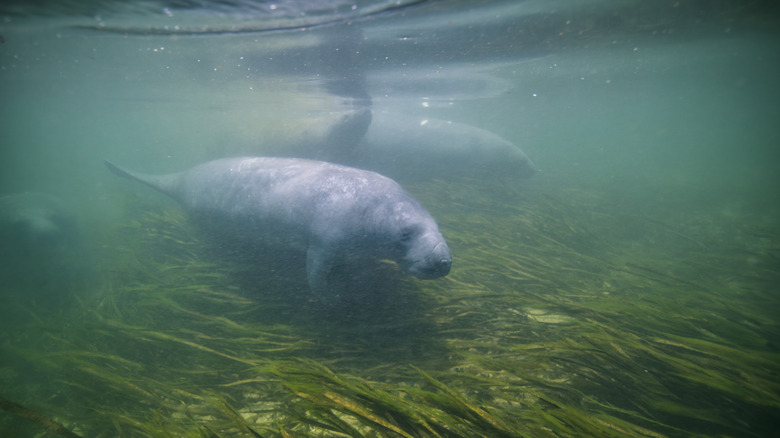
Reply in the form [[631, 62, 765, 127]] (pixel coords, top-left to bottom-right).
[[1, 177, 777, 437]]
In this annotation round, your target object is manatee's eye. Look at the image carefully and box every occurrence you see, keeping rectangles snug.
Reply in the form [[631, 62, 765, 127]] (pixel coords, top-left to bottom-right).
[[400, 226, 420, 242]]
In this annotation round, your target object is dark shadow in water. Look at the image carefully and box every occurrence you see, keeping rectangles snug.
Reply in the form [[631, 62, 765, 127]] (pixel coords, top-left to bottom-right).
[[211, 243, 448, 367]]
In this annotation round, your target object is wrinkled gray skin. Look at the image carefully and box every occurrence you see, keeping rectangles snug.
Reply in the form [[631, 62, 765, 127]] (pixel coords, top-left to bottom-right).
[[106, 157, 451, 297], [0, 192, 76, 248]]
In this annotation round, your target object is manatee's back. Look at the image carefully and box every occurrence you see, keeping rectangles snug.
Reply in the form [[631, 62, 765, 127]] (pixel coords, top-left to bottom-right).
[[106, 158, 310, 212], [173, 158, 285, 216], [105, 157, 408, 244], [173, 157, 341, 247]]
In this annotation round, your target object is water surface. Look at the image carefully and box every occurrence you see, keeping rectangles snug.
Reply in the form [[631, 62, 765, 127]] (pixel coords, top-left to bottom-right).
[[1, 1, 778, 436]]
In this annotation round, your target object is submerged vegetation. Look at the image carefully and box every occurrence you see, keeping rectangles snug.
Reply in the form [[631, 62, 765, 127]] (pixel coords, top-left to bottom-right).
[[0, 177, 778, 437]]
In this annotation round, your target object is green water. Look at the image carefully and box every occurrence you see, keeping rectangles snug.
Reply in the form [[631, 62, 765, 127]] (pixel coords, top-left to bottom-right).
[[1, 1, 779, 436]]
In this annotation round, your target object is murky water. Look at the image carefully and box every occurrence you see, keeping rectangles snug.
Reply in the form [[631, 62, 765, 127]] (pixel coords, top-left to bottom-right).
[[1, 1, 778, 436]]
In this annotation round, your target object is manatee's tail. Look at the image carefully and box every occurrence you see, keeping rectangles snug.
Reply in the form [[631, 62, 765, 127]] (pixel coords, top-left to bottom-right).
[[104, 160, 135, 179], [104, 160, 177, 196]]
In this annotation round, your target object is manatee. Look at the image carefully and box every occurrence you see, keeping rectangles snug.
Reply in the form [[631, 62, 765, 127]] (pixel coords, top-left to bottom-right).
[[105, 157, 451, 298], [350, 111, 537, 182], [0, 192, 76, 249], [0, 192, 82, 294]]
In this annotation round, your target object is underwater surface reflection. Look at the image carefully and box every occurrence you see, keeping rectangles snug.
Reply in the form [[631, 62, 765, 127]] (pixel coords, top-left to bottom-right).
[[0, 0, 778, 436]]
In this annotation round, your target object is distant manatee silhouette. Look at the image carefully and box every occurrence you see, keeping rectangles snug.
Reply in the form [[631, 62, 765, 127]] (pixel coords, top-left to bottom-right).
[[0, 192, 77, 250], [351, 111, 537, 182]]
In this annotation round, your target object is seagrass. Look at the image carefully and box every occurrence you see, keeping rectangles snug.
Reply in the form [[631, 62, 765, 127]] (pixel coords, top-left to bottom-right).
[[1, 179, 777, 437]]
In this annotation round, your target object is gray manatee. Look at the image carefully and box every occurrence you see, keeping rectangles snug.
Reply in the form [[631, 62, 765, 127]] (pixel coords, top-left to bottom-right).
[[105, 157, 451, 298], [0, 192, 76, 249], [350, 111, 537, 182], [0, 193, 96, 307]]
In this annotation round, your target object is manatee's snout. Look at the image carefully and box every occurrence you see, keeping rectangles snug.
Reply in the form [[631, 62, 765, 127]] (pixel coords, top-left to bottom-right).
[[407, 238, 452, 280], [429, 241, 452, 277]]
